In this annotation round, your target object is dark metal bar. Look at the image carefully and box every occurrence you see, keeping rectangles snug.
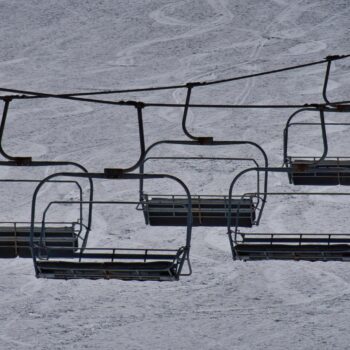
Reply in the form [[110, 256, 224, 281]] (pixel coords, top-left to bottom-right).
[[318, 108, 328, 164], [283, 107, 330, 166], [243, 191, 350, 195], [0, 178, 84, 235], [182, 86, 196, 140], [289, 122, 350, 126], [180, 84, 214, 141], [109, 104, 147, 174], [143, 156, 260, 168], [323, 60, 332, 105], [321, 57, 346, 107], [137, 105, 146, 156], [145, 103, 311, 109], [0, 98, 28, 162]]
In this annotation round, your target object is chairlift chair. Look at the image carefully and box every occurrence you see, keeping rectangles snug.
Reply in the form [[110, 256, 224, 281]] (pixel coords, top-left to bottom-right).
[[284, 106, 350, 185], [30, 170, 192, 281], [228, 167, 350, 261], [0, 176, 90, 258], [138, 140, 268, 228]]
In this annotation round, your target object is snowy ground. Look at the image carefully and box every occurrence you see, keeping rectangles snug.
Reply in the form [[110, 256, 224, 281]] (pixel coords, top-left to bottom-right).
[[0, 0, 350, 349]]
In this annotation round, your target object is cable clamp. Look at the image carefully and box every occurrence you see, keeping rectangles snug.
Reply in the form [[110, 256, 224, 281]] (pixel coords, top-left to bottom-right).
[[325, 55, 345, 61], [13, 157, 32, 166], [104, 168, 124, 178], [186, 81, 206, 88], [2, 95, 13, 102]]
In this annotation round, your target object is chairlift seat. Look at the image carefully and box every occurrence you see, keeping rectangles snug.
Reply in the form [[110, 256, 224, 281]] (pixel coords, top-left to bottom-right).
[[144, 197, 255, 227], [242, 237, 350, 244], [290, 159, 350, 185], [0, 226, 78, 258], [235, 244, 350, 261], [35, 260, 178, 281]]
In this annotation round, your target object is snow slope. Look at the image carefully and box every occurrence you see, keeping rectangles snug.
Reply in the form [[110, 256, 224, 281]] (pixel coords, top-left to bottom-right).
[[0, 0, 350, 349]]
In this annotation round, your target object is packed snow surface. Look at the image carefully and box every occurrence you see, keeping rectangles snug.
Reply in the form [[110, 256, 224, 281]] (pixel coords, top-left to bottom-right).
[[0, 0, 350, 349]]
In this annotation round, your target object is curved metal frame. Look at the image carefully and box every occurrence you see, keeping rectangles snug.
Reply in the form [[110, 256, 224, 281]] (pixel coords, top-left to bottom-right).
[[138, 139, 268, 227], [0, 98, 145, 173], [0, 97, 20, 162], [181, 82, 214, 141], [227, 166, 350, 260], [30, 171, 193, 280], [0, 160, 94, 249], [139, 140, 268, 189], [283, 107, 350, 175], [0, 178, 84, 233], [112, 103, 147, 173], [283, 107, 329, 167], [322, 57, 350, 106]]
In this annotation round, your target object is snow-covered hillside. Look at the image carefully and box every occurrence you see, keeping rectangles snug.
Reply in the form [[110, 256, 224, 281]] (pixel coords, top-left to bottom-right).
[[0, 0, 350, 349]]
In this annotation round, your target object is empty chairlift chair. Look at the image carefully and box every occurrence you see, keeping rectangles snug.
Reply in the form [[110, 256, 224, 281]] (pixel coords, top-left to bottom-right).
[[228, 167, 350, 261], [139, 140, 268, 229], [0, 166, 93, 259], [284, 107, 350, 185], [30, 171, 192, 281]]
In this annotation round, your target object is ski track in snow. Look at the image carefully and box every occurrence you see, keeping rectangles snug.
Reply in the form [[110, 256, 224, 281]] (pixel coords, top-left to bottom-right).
[[0, 0, 350, 349]]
